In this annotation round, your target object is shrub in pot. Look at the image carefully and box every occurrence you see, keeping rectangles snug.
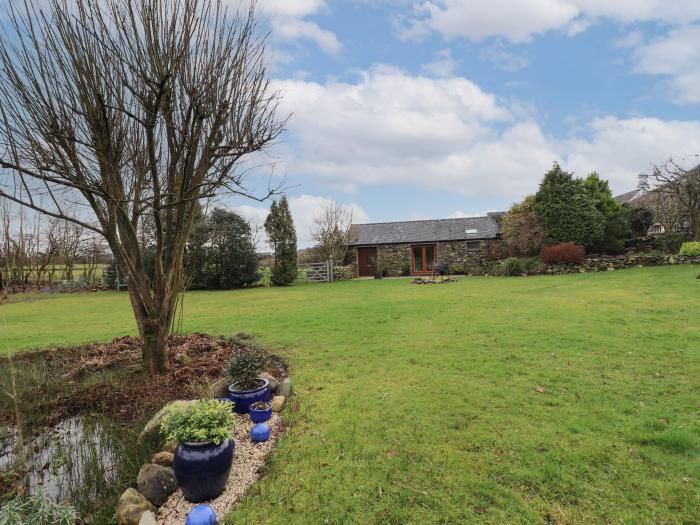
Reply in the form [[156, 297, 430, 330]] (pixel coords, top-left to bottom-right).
[[249, 400, 272, 423], [161, 399, 235, 502], [226, 344, 270, 414]]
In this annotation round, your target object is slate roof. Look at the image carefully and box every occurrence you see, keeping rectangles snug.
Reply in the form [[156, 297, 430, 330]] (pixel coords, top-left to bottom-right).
[[347, 215, 501, 246], [614, 189, 647, 204]]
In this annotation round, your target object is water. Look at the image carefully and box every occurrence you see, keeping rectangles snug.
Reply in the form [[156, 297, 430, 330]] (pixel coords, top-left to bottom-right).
[[0, 416, 147, 522]]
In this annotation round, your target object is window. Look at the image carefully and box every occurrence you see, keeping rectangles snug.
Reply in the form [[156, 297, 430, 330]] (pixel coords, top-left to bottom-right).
[[466, 240, 481, 251]]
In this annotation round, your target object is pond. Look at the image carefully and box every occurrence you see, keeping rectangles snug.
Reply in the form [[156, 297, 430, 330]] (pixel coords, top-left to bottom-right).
[[0, 416, 151, 523]]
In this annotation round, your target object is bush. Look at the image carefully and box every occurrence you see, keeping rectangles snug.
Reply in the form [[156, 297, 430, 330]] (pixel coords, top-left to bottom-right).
[[679, 242, 700, 257], [186, 209, 258, 290], [256, 266, 272, 287], [481, 239, 513, 261], [499, 257, 531, 276], [466, 264, 485, 276], [334, 265, 355, 281], [501, 195, 544, 256], [161, 399, 234, 445], [226, 344, 266, 389], [656, 232, 691, 254], [540, 243, 586, 264], [450, 263, 465, 275], [0, 491, 78, 525]]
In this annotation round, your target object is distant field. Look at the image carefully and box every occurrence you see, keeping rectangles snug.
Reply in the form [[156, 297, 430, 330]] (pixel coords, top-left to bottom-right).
[[2, 265, 699, 524], [3, 263, 107, 285]]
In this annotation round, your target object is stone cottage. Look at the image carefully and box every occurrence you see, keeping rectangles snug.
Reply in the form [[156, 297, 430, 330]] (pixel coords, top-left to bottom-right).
[[345, 214, 502, 277]]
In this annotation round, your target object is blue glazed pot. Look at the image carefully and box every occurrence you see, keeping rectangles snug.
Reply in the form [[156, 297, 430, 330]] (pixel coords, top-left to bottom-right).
[[227, 378, 270, 414], [249, 402, 272, 423], [174, 439, 235, 503]]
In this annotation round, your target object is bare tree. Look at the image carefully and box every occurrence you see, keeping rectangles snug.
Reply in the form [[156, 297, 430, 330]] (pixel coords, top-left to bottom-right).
[[0, 0, 285, 373], [646, 191, 685, 234], [310, 202, 353, 262], [640, 159, 700, 240]]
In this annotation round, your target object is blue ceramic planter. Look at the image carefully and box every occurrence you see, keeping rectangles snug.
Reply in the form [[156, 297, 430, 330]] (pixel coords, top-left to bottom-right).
[[227, 378, 270, 414], [174, 439, 235, 503], [249, 403, 272, 423]]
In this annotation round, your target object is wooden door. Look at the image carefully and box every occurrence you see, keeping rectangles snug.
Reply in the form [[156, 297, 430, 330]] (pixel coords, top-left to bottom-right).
[[357, 247, 377, 277], [411, 244, 436, 275]]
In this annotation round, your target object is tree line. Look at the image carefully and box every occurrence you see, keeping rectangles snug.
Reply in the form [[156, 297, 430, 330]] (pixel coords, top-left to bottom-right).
[[496, 160, 699, 260]]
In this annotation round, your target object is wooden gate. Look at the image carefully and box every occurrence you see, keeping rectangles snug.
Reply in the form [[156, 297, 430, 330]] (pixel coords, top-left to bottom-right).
[[300, 260, 335, 283]]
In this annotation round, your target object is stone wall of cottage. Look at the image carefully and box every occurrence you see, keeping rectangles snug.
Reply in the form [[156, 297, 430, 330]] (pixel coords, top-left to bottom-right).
[[436, 241, 483, 273], [378, 244, 412, 276], [346, 243, 700, 278], [346, 240, 486, 277]]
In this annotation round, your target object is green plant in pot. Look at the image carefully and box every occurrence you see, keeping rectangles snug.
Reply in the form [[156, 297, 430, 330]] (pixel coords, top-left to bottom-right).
[[226, 344, 270, 414], [161, 399, 235, 503]]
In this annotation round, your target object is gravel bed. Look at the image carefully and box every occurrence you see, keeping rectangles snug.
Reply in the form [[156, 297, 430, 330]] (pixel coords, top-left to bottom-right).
[[156, 412, 284, 524]]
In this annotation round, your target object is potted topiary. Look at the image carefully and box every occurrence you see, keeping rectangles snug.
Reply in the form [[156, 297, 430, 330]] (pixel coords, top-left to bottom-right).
[[248, 400, 272, 423], [161, 399, 235, 502], [226, 345, 270, 414]]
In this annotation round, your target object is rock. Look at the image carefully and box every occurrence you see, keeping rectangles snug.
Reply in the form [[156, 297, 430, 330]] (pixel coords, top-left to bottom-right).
[[151, 451, 174, 467], [137, 463, 177, 506], [278, 378, 292, 398], [138, 510, 157, 525], [271, 395, 286, 413], [138, 400, 197, 445], [260, 372, 279, 393], [116, 488, 156, 525]]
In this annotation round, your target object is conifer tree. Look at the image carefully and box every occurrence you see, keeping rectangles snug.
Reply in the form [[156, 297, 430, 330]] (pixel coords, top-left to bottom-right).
[[533, 163, 605, 248], [265, 196, 298, 285]]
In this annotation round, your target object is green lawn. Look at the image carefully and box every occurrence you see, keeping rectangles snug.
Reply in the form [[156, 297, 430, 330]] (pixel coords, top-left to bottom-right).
[[2, 266, 699, 524]]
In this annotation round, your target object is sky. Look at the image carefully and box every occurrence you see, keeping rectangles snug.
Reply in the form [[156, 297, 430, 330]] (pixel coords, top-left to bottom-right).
[[221, 0, 700, 246], [2, 1, 700, 247]]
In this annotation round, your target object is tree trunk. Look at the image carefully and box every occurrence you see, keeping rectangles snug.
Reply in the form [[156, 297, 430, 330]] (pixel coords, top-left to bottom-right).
[[127, 279, 179, 375], [141, 317, 170, 375]]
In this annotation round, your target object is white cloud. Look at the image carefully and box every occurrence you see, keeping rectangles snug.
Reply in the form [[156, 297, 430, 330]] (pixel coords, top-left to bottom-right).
[[402, 1, 700, 43], [480, 41, 529, 72], [272, 66, 700, 204], [255, 0, 342, 55], [232, 195, 368, 249], [258, 0, 326, 19], [273, 18, 342, 55], [631, 25, 700, 104], [561, 116, 700, 189], [421, 48, 459, 77]]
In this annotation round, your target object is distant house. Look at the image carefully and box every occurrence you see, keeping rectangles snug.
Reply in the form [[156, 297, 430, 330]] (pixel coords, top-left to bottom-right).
[[614, 189, 675, 235], [345, 214, 502, 277]]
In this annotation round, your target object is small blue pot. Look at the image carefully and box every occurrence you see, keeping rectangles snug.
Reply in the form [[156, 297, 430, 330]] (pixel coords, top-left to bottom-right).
[[227, 378, 270, 414], [174, 439, 235, 503], [249, 403, 272, 423]]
